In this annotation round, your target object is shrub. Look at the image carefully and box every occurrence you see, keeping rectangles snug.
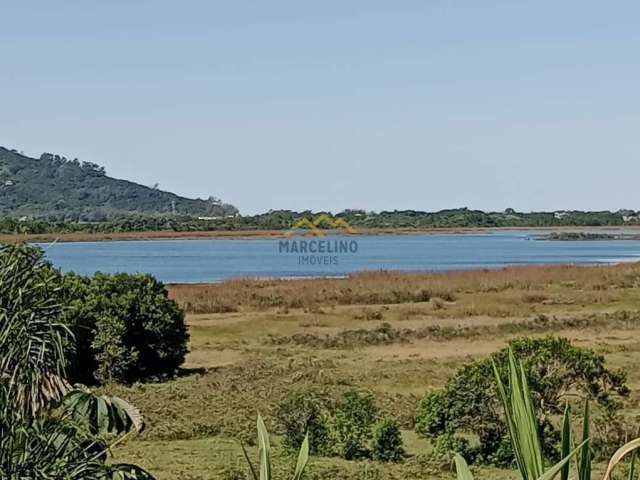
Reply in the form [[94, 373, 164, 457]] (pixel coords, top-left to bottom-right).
[[415, 336, 629, 465], [332, 390, 378, 460], [0, 244, 154, 478], [275, 389, 332, 455], [415, 390, 447, 438], [432, 432, 473, 463], [63, 272, 189, 384], [371, 418, 405, 463]]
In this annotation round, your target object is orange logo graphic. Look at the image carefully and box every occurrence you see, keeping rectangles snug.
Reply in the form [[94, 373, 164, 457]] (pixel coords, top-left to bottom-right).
[[285, 214, 356, 238]]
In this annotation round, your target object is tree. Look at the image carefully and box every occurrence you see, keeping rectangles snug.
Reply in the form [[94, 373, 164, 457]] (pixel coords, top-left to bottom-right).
[[63, 272, 189, 384], [416, 336, 629, 465]]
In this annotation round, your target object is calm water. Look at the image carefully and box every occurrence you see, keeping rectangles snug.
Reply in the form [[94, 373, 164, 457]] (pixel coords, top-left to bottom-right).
[[37, 232, 640, 283]]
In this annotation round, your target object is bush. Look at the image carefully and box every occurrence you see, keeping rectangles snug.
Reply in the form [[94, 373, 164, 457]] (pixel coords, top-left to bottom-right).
[[415, 336, 629, 465], [432, 432, 473, 463], [63, 272, 189, 384], [332, 390, 378, 460], [371, 418, 405, 463], [415, 390, 447, 438], [275, 389, 332, 455]]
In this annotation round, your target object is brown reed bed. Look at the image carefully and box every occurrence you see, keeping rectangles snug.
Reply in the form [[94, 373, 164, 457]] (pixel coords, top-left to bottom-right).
[[167, 262, 640, 313]]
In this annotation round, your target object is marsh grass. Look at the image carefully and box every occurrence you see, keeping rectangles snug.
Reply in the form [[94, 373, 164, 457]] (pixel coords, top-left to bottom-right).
[[168, 263, 640, 314]]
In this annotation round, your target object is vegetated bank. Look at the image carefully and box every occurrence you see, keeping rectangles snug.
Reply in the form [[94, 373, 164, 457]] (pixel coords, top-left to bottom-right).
[[3, 145, 640, 242], [0, 243, 190, 478], [537, 231, 640, 241], [4, 241, 640, 479], [108, 260, 640, 479], [1, 208, 639, 236]]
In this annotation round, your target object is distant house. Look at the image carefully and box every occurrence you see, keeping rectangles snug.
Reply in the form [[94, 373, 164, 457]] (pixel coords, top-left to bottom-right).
[[554, 211, 569, 219], [3, 180, 14, 186], [197, 216, 220, 220]]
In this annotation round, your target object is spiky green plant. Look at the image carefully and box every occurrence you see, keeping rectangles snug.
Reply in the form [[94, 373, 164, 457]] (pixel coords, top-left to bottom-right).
[[453, 349, 584, 480], [576, 401, 591, 480], [454, 349, 640, 480], [493, 349, 585, 480], [242, 414, 310, 480]]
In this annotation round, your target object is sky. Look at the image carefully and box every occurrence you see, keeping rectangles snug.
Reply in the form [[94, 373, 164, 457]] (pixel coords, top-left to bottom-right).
[[1, 1, 639, 215]]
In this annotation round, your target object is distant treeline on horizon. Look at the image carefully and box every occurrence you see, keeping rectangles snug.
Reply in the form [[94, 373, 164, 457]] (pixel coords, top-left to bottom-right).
[[1, 207, 639, 235], [2, 146, 639, 234]]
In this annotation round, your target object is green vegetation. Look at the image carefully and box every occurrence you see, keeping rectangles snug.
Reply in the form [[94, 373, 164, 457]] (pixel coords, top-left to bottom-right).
[[1, 207, 637, 237], [242, 415, 309, 480], [452, 350, 582, 480], [0, 243, 189, 387], [4, 241, 640, 479], [62, 272, 189, 384], [1, 146, 638, 235], [276, 389, 333, 455], [540, 232, 640, 241], [332, 390, 379, 460], [416, 337, 629, 466], [0, 243, 153, 478], [0, 146, 237, 220], [372, 418, 406, 463], [453, 350, 640, 480], [109, 261, 640, 479], [0, 146, 636, 231], [276, 388, 406, 462]]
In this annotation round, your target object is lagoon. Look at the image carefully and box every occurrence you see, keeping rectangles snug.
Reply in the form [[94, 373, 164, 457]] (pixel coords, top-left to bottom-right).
[[38, 231, 640, 283]]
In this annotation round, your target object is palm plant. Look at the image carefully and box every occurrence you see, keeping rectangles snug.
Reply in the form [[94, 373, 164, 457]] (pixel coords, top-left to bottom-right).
[[0, 244, 155, 479], [0, 244, 70, 419]]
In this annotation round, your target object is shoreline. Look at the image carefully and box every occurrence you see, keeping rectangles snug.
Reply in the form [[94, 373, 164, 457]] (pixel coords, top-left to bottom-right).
[[4, 225, 640, 243]]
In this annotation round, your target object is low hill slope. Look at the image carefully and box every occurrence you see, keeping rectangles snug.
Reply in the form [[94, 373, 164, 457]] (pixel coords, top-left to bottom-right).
[[0, 147, 237, 220]]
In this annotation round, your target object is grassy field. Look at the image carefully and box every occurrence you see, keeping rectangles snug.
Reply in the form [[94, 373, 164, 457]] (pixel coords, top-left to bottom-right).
[[109, 263, 640, 479]]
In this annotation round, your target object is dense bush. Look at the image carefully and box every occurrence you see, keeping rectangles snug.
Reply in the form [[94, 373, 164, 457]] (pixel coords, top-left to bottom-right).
[[415, 336, 629, 465], [0, 243, 189, 385], [0, 243, 154, 478], [372, 418, 406, 463], [276, 388, 406, 462], [275, 389, 332, 455], [332, 391, 379, 460], [431, 432, 474, 464], [63, 272, 189, 384]]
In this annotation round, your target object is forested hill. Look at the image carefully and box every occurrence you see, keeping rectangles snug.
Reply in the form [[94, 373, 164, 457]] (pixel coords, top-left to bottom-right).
[[0, 147, 238, 220]]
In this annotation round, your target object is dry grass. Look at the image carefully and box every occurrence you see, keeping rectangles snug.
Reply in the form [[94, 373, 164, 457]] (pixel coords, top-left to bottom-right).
[[107, 262, 640, 479], [168, 262, 640, 313]]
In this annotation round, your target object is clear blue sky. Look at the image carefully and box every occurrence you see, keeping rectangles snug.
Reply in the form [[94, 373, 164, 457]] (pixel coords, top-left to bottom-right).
[[1, 1, 639, 214]]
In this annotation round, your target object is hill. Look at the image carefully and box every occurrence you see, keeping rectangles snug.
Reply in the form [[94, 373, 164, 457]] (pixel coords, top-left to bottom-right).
[[0, 147, 238, 220]]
